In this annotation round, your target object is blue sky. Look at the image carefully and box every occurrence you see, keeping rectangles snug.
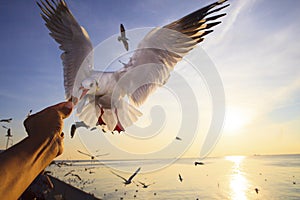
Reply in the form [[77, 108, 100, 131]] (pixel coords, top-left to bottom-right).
[[0, 0, 299, 159]]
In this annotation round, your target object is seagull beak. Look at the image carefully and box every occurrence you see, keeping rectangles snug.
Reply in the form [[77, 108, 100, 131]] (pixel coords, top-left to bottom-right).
[[79, 86, 89, 99]]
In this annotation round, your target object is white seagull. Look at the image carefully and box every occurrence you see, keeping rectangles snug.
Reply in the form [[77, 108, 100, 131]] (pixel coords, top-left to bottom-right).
[[37, 0, 229, 133], [77, 150, 109, 160], [118, 24, 129, 51]]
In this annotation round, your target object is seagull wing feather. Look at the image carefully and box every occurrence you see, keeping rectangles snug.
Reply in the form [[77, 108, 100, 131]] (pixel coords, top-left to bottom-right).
[[115, 0, 228, 106], [111, 171, 128, 182], [77, 150, 92, 157], [120, 23, 126, 37], [128, 167, 141, 181], [37, 0, 94, 100]]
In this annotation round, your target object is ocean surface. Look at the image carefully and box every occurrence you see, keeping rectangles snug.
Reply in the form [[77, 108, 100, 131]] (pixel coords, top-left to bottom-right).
[[47, 154, 300, 200]]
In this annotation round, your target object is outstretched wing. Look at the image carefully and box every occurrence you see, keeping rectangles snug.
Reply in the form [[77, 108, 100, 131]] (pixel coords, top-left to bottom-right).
[[128, 167, 141, 182], [115, 0, 229, 106], [122, 40, 129, 51], [138, 181, 146, 187], [111, 171, 128, 182], [95, 153, 110, 157], [37, 0, 93, 100], [64, 170, 75, 177], [70, 124, 76, 138], [120, 24, 126, 38], [77, 150, 92, 157]]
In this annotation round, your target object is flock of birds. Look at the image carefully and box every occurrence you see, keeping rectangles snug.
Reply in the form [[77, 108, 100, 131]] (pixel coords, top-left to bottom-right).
[[4, 0, 229, 197], [3, 0, 298, 199], [46, 156, 299, 199]]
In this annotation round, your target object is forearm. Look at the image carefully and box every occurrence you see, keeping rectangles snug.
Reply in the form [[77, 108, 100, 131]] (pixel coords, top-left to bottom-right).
[[0, 134, 60, 200]]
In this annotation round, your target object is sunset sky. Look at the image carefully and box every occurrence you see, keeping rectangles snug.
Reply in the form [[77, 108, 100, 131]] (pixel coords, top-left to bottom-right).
[[0, 0, 299, 160]]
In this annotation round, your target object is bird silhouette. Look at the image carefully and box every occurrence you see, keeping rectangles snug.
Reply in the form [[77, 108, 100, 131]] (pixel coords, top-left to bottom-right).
[[194, 161, 204, 166], [77, 150, 109, 160], [6, 128, 12, 137], [70, 124, 77, 138], [2, 125, 9, 129], [175, 136, 182, 141], [118, 24, 129, 51], [64, 170, 75, 177], [0, 118, 12, 123], [178, 174, 183, 182], [70, 121, 95, 138], [255, 188, 259, 194], [71, 173, 82, 181], [138, 181, 155, 188], [111, 167, 141, 185]]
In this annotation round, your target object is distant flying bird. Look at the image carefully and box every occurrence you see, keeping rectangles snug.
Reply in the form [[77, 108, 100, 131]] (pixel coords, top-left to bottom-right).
[[255, 188, 259, 194], [64, 170, 81, 181], [175, 136, 182, 141], [6, 129, 12, 137], [64, 170, 75, 177], [70, 121, 96, 138], [72, 173, 82, 181], [138, 181, 155, 188], [70, 124, 77, 138], [0, 118, 12, 123], [77, 150, 109, 160], [178, 174, 183, 182], [194, 161, 204, 166], [111, 167, 141, 185], [118, 24, 129, 51], [37, 0, 229, 133], [2, 125, 9, 129]]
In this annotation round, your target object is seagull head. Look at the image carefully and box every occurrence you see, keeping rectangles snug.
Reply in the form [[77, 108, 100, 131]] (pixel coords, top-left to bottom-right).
[[79, 78, 99, 99]]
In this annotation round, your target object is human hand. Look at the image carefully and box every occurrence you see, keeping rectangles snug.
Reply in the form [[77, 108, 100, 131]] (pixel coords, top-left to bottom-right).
[[23, 101, 73, 156]]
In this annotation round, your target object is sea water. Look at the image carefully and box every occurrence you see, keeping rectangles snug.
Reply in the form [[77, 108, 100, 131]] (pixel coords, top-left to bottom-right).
[[48, 154, 300, 199]]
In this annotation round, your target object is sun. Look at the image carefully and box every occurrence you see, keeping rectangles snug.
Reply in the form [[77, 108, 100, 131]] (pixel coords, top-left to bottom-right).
[[224, 106, 253, 134]]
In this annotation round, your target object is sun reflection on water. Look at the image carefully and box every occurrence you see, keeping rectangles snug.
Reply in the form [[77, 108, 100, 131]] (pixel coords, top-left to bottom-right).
[[226, 156, 248, 200]]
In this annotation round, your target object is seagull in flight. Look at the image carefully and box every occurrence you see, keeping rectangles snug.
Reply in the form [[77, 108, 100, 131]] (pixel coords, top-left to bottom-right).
[[70, 121, 95, 138], [194, 161, 204, 166], [138, 181, 155, 188], [37, 0, 229, 133], [70, 124, 77, 138], [77, 150, 109, 160], [118, 24, 129, 51], [178, 174, 183, 182], [0, 118, 12, 123], [64, 170, 75, 177], [175, 136, 182, 141], [2, 125, 9, 130], [111, 167, 141, 185]]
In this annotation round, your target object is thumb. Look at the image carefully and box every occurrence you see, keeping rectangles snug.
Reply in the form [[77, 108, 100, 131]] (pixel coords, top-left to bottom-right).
[[55, 101, 74, 119]]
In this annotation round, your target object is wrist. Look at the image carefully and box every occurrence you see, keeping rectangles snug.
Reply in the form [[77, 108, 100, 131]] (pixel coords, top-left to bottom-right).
[[27, 132, 63, 167]]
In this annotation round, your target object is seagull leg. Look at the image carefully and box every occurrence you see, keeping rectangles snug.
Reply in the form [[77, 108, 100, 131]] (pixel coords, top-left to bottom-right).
[[97, 107, 106, 126], [113, 109, 125, 133]]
